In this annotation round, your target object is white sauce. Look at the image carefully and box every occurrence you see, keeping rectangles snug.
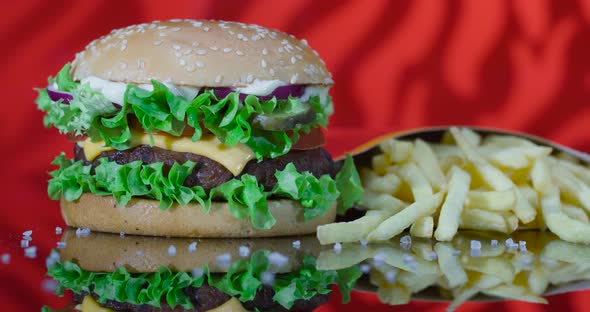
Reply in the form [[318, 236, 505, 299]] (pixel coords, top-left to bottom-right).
[[81, 76, 200, 104], [235, 79, 286, 96], [80, 76, 329, 104]]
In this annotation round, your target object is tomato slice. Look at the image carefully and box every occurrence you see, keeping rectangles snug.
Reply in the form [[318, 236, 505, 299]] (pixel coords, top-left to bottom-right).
[[292, 127, 326, 150]]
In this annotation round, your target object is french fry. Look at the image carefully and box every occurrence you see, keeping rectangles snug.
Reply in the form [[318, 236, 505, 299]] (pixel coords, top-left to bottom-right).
[[465, 189, 515, 211], [450, 127, 537, 223], [435, 166, 470, 241], [397, 271, 439, 293], [410, 216, 433, 238], [414, 139, 447, 191], [541, 187, 590, 244], [435, 242, 467, 288], [528, 265, 549, 295], [552, 167, 590, 213], [368, 194, 440, 241], [554, 158, 590, 186], [530, 157, 553, 193], [481, 147, 530, 169], [361, 192, 407, 213], [317, 210, 394, 245], [397, 162, 433, 199], [366, 173, 402, 194], [482, 135, 537, 148], [562, 204, 590, 223], [463, 257, 515, 283], [461, 128, 482, 146], [377, 284, 411, 305], [380, 139, 413, 163], [482, 285, 548, 304], [460, 208, 518, 233], [317, 244, 376, 270]]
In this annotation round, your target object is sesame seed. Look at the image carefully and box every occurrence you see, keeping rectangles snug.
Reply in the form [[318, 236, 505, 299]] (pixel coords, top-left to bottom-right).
[[171, 27, 181, 32], [203, 26, 210, 32], [223, 48, 232, 53], [172, 44, 181, 50], [137, 59, 145, 69], [183, 49, 191, 55], [301, 39, 308, 46], [215, 75, 223, 83], [157, 25, 167, 30], [291, 56, 296, 64], [179, 59, 187, 66], [186, 65, 196, 72], [281, 39, 289, 45], [278, 47, 284, 53], [195, 49, 207, 55], [196, 61, 205, 68], [159, 32, 167, 37], [269, 68, 275, 76], [119, 45, 126, 52], [174, 51, 181, 57], [236, 50, 245, 56], [210, 46, 219, 51], [192, 21, 203, 27], [290, 74, 298, 84], [246, 74, 254, 83], [261, 60, 267, 68], [295, 45, 303, 51], [296, 54, 303, 60], [262, 48, 268, 55], [192, 42, 200, 47], [153, 40, 163, 46]]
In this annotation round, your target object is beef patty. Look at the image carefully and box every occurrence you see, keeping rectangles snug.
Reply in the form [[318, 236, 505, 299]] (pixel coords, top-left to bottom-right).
[[74, 144, 334, 192], [72, 281, 330, 312]]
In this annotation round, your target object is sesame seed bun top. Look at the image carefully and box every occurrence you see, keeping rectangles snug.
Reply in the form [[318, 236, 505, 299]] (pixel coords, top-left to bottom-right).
[[71, 19, 333, 87]]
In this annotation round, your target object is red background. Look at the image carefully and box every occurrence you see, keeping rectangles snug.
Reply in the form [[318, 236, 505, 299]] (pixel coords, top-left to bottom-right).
[[1, 0, 590, 311]]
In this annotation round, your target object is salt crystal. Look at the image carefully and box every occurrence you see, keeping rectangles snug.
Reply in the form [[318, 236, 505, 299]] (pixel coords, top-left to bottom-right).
[[452, 249, 461, 256], [239, 246, 250, 258], [360, 264, 371, 273], [505, 238, 514, 247], [429, 251, 438, 261], [385, 270, 397, 283], [470, 240, 482, 250], [136, 250, 143, 256], [519, 241, 527, 254], [491, 239, 498, 248], [119, 232, 125, 238], [55, 227, 62, 235], [1, 253, 10, 264], [23, 230, 33, 237], [292, 240, 301, 249], [334, 243, 342, 254], [401, 235, 412, 244], [21, 240, 30, 248], [41, 278, 58, 293], [56, 242, 66, 249], [261, 271, 275, 285], [192, 267, 204, 278], [216, 253, 232, 268], [24, 246, 37, 259], [268, 252, 289, 268], [75, 227, 91, 238], [168, 245, 177, 257], [188, 242, 197, 253], [373, 252, 386, 267], [360, 239, 368, 248]]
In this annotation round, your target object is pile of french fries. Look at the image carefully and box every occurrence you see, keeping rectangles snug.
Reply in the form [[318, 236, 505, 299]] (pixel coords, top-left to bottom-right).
[[316, 232, 590, 310], [318, 127, 590, 245]]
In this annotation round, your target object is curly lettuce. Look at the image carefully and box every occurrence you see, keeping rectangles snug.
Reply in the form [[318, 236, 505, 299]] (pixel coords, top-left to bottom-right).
[[48, 153, 362, 229], [36, 64, 333, 159], [47, 251, 362, 310]]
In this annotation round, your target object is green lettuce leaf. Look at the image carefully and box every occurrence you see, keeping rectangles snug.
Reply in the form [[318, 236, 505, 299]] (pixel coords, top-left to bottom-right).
[[36, 64, 333, 159], [48, 154, 361, 229], [47, 251, 360, 310], [335, 154, 364, 214]]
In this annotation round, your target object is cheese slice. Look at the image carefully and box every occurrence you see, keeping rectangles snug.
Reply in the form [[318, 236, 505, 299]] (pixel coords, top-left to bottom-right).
[[80, 295, 114, 312], [78, 133, 254, 176], [207, 297, 249, 312]]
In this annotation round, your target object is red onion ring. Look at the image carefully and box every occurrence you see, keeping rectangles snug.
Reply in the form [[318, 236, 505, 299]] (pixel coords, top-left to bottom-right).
[[46, 85, 73, 104], [212, 85, 305, 101]]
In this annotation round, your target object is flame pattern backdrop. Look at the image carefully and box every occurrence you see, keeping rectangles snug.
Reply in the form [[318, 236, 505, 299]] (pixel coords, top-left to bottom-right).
[[1, 0, 590, 311]]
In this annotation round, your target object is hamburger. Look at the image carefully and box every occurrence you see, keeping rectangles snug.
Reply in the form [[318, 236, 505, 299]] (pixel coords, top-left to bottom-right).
[[45, 230, 361, 311], [36, 19, 363, 237]]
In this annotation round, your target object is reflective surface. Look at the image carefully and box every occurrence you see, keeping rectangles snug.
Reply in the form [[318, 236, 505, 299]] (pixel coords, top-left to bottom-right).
[[2, 224, 589, 311]]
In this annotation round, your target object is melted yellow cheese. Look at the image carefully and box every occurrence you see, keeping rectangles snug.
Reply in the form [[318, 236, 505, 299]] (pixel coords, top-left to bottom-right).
[[207, 297, 249, 312], [79, 133, 254, 176], [78, 295, 246, 312], [80, 296, 114, 312]]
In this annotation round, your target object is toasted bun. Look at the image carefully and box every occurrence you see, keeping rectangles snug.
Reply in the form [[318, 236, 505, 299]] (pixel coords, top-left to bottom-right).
[[59, 229, 321, 273], [61, 194, 336, 238], [71, 19, 332, 87]]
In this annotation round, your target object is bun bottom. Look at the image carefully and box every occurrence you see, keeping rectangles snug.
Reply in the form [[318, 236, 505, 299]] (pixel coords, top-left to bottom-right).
[[60, 194, 336, 237]]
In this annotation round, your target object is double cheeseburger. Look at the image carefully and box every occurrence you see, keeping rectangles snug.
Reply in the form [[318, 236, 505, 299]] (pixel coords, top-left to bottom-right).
[[37, 19, 362, 237], [45, 230, 361, 311]]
